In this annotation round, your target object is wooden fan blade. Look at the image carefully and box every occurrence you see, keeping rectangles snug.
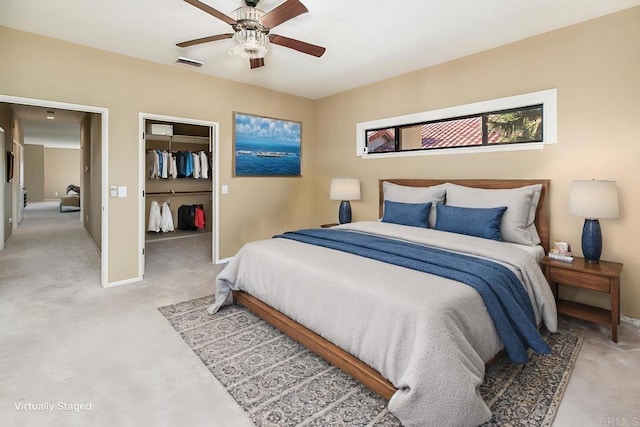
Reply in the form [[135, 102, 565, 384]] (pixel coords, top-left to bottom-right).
[[250, 58, 265, 69], [177, 33, 234, 48], [269, 34, 325, 57], [260, 0, 308, 29], [183, 0, 236, 26]]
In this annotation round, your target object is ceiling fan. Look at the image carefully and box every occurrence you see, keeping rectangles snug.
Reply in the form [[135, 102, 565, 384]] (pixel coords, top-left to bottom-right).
[[177, 0, 326, 69]]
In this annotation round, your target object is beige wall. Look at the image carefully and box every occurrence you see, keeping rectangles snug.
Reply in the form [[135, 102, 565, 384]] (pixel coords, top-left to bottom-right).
[[0, 25, 317, 283], [315, 7, 640, 317], [24, 144, 44, 202], [0, 103, 15, 245], [43, 147, 80, 200]]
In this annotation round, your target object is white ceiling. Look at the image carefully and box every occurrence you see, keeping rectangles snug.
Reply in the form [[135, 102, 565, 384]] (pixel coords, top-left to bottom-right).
[[11, 105, 84, 149], [1, 0, 639, 100]]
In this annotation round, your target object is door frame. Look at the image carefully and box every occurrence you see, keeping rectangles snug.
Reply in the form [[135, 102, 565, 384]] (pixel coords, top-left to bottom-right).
[[0, 94, 109, 287], [0, 127, 4, 250], [12, 140, 23, 230], [138, 113, 220, 279]]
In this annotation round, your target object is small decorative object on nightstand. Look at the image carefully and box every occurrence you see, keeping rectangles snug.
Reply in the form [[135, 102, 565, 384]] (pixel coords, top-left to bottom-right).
[[549, 241, 573, 263], [329, 178, 361, 224], [541, 256, 623, 342]]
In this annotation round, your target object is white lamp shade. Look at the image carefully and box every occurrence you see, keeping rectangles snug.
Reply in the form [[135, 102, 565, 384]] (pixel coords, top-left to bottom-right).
[[569, 180, 619, 219], [330, 178, 361, 201]]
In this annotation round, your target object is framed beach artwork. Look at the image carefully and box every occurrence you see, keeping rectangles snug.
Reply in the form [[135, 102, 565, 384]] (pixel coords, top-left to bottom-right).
[[233, 112, 302, 177]]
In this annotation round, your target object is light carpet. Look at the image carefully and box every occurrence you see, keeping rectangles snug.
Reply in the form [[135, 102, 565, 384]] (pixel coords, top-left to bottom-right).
[[159, 295, 581, 426]]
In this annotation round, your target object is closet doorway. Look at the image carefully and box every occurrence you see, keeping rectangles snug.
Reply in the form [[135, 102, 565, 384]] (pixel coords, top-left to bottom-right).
[[138, 113, 219, 277]]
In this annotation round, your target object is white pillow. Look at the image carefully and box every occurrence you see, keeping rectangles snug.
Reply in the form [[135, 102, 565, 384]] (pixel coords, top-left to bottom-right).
[[526, 184, 543, 245], [67, 190, 79, 196], [383, 181, 446, 228], [445, 183, 542, 246]]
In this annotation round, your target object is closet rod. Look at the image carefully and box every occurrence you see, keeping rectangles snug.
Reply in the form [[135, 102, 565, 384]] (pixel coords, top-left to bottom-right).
[[146, 190, 212, 196]]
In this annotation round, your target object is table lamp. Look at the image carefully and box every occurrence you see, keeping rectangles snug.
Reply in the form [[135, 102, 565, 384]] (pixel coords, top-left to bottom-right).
[[329, 178, 361, 224], [569, 179, 619, 264]]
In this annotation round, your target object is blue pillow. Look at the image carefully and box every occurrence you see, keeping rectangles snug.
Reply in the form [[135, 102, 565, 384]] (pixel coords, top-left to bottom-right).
[[382, 200, 432, 228], [434, 203, 507, 241]]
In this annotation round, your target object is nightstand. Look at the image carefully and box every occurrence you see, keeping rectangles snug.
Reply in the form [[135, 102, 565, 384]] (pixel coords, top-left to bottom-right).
[[320, 223, 339, 228], [541, 256, 623, 342]]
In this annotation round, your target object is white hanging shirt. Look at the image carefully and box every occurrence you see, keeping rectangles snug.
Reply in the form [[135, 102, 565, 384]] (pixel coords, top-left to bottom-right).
[[200, 151, 209, 179], [160, 202, 174, 232], [191, 152, 201, 179], [161, 151, 169, 179], [169, 153, 177, 179], [148, 201, 162, 232]]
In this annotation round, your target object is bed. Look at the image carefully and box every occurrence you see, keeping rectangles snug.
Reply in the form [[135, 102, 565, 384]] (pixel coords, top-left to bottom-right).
[[208, 179, 557, 426], [59, 184, 80, 212]]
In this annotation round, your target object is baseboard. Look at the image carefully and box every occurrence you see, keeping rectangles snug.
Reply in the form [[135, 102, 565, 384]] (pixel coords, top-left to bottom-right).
[[82, 226, 101, 255], [1, 232, 14, 250]]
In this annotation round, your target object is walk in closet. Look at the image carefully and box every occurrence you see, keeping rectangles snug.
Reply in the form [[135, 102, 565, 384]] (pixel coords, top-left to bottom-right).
[[144, 119, 213, 242]]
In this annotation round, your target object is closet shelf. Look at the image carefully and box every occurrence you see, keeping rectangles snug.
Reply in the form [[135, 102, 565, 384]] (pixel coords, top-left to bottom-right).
[[145, 134, 209, 144], [146, 190, 212, 196]]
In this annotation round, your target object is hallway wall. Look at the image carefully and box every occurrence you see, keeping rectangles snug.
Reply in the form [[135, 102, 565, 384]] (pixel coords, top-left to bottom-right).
[[24, 144, 44, 202], [0, 103, 15, 246], [43, 147, 80, 200]]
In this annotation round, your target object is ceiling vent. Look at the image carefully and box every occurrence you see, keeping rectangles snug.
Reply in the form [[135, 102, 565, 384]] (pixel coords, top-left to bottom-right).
[[177, 56, 204, 67]]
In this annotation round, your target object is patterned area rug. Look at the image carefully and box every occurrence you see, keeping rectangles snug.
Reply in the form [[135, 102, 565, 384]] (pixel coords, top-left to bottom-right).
[[158, 295, 582, 426]]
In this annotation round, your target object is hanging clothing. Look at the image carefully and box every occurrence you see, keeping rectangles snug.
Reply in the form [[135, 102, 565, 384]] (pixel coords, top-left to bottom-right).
[[169, 153, 177, 179], [148, 201, 162, 232], [177, 205, 196, 230], [147, 150, 159, 179], [156, 150, 164, 177], [160, 201, 174, 232], [161, 151, 169, 179], [200, 151, 209, 179], [194, 205, 205, 229], [192, 152, 201, 179], [176, 151, 193, 178], [185, 151, 193, 177]]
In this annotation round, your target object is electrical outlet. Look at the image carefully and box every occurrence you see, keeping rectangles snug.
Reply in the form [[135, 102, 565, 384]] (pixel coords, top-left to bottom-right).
[[55, 191, 58, 196], [8, 217, 12, 224]]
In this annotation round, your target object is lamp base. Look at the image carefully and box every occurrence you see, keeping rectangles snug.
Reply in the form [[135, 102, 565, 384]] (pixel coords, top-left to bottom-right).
[[338, 201, 352, 224], [582, 218, 602, 264]]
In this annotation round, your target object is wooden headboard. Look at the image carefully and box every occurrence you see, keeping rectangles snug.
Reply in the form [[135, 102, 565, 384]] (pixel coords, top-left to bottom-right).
[[379, 179, 551, 254]]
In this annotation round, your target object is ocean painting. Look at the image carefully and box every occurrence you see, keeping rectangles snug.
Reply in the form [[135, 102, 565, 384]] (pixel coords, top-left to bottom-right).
[[234, 112, 302, 176]]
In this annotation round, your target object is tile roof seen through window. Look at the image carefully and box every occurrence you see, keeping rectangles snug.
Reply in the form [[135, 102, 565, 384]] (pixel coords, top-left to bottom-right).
[[421, 117, 502, 148]]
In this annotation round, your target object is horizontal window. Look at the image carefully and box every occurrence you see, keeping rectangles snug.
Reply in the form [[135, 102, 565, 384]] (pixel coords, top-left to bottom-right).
[[356, 89, 556, 158]]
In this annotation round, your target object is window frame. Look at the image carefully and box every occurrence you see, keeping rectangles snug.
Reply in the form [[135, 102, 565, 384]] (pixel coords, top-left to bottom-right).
[[356, 89, 557, 159]]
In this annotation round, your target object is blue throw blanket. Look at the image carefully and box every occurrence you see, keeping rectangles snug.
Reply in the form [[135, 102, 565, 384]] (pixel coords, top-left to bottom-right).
[[275, 229, 550, 364]]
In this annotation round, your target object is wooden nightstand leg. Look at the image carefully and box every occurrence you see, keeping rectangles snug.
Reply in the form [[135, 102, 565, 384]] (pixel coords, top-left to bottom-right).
[[611, 277, 619, 343]]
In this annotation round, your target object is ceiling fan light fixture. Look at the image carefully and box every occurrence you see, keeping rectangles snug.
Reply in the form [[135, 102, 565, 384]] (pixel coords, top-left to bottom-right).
[[232, 6, 266, 27], [229, 29, 269, 59], [178, 0, 325, 68]]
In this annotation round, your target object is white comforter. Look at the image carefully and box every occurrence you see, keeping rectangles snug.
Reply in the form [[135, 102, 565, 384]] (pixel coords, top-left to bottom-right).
[[208, 221, 557, 426]]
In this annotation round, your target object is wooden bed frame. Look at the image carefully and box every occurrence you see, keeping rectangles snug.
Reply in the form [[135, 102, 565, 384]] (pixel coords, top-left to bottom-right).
[[232, 178, 550, 400]]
